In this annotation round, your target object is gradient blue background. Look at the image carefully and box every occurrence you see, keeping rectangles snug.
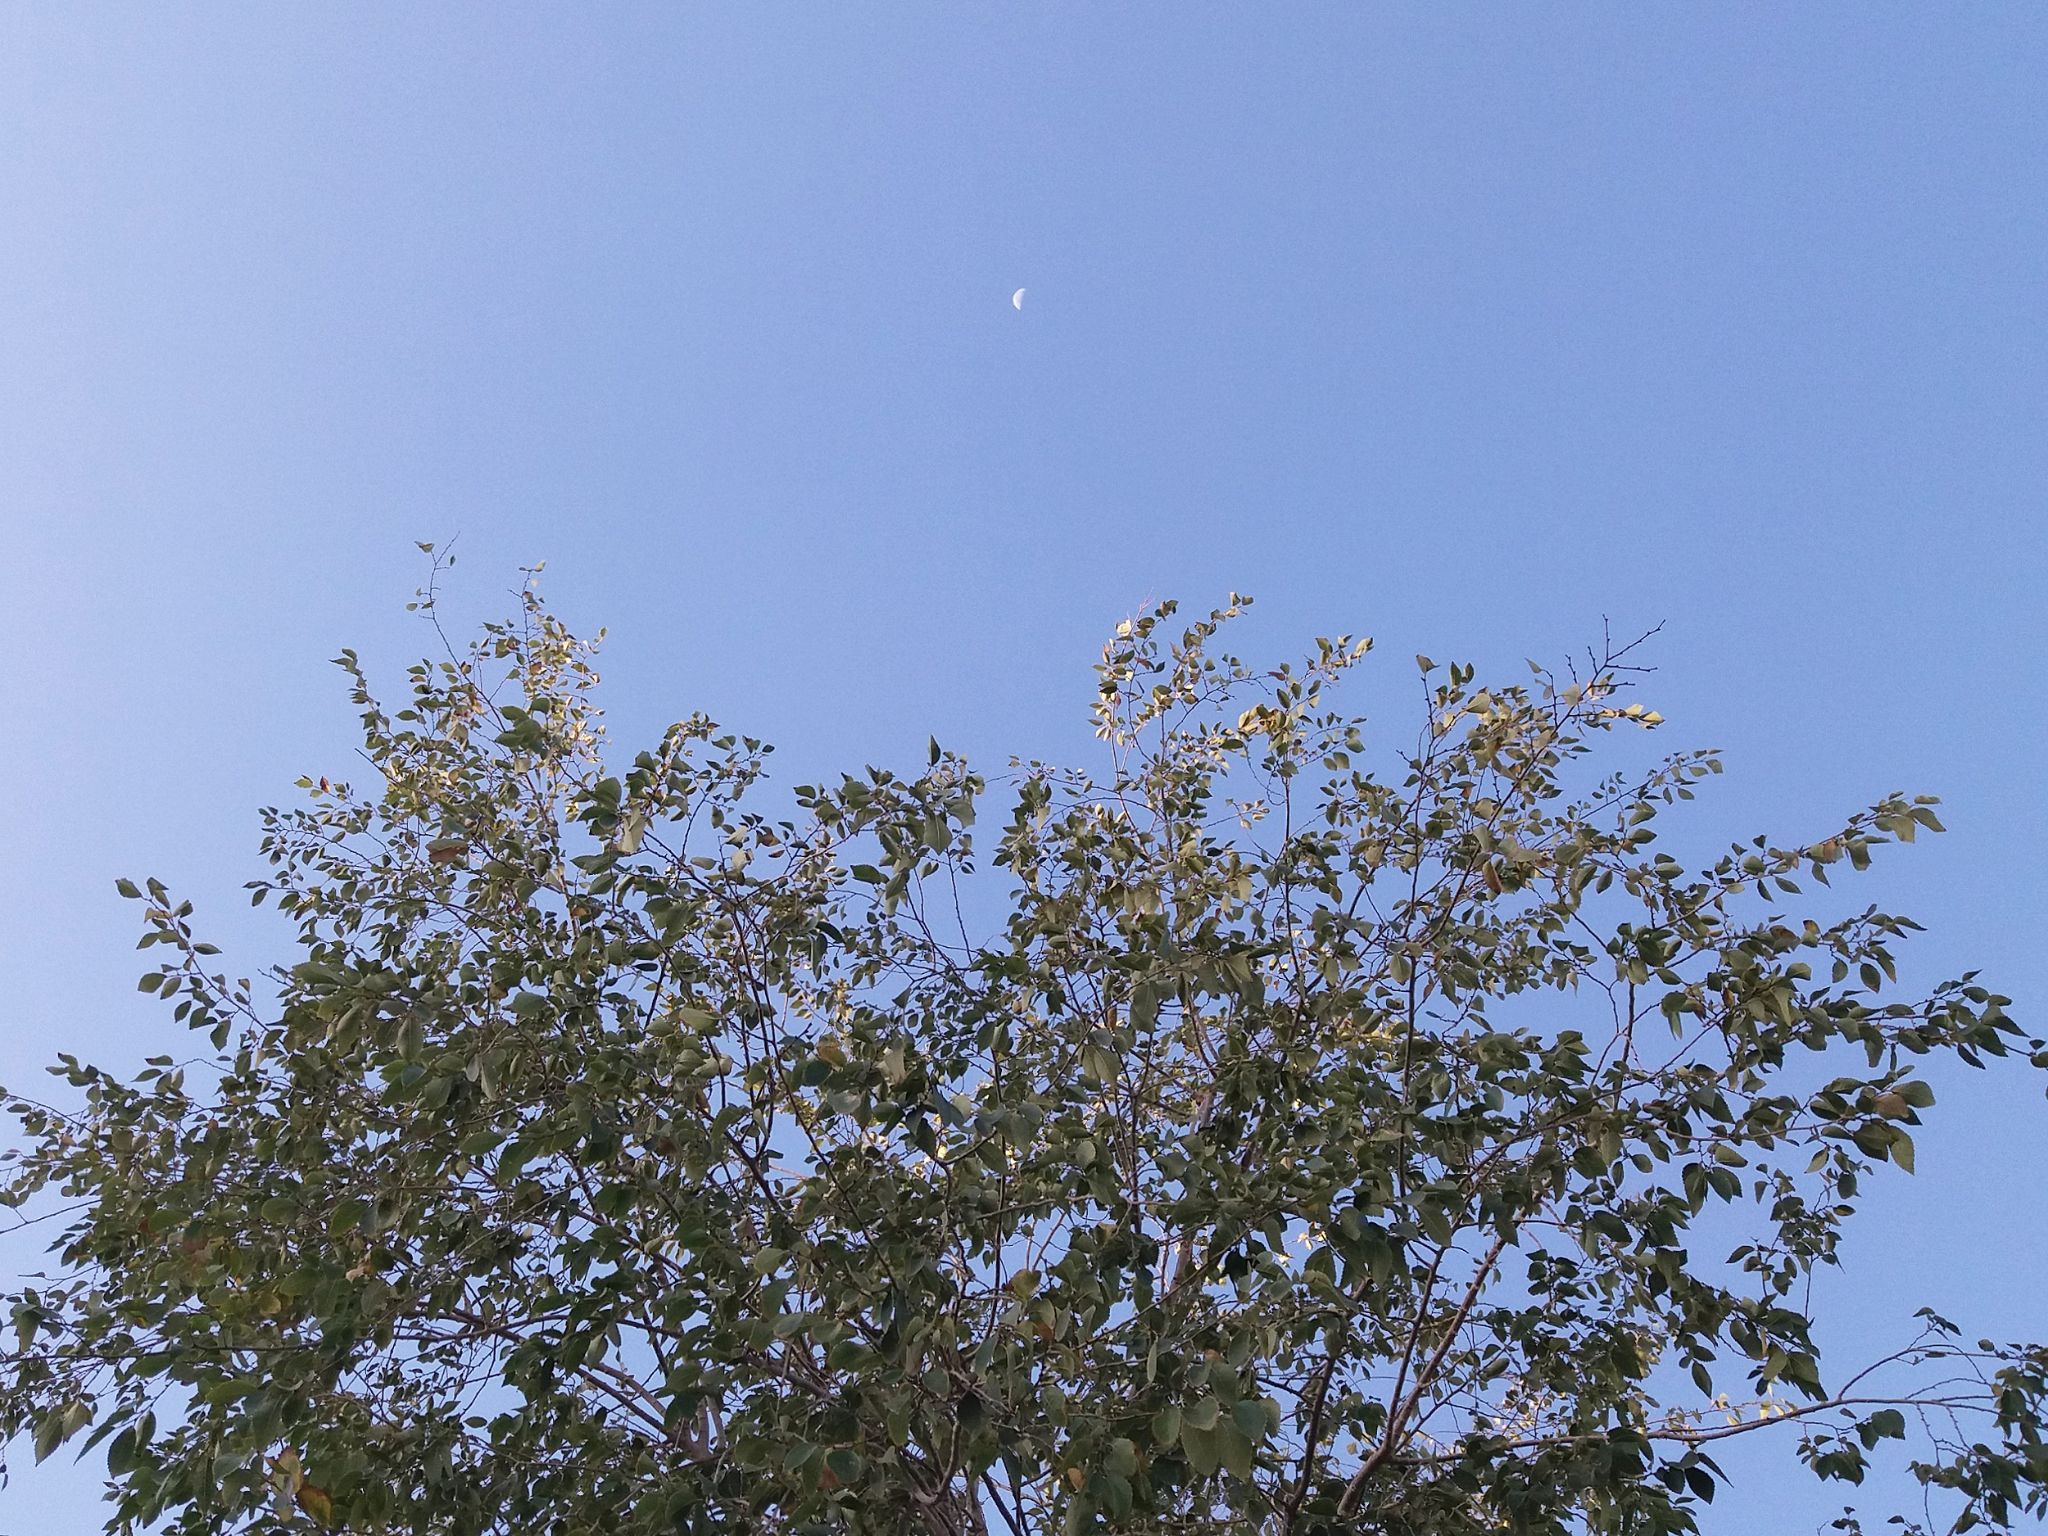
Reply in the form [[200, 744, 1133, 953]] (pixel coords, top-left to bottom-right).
[[3, 6, 2043, 1530]]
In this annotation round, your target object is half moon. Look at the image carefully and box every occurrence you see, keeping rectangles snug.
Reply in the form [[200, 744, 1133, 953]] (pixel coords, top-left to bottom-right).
[[1011, 288, 1026, 311]]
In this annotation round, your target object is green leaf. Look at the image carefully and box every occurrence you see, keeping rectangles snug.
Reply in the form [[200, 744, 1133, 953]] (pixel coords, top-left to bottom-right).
[[1232, 1397, 1270, 1441], [1182, 1395, 1221, 1431], [1891, 1129, 1915, 1174], [1217, 1420, 1255, 1479], [33, 1400, 87, 1464], [781, 1440, 822, 1478], [1181, 1422, 1222, 1476], [1079, 1043, 1119, 1084]]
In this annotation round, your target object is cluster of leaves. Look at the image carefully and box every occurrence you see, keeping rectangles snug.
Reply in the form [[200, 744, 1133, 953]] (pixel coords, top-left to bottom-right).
[[5, 566, 2046, 1536]]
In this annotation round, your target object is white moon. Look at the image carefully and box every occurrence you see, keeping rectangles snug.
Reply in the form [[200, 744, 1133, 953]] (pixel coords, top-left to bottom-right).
[[1011, 288, 1026, 311]]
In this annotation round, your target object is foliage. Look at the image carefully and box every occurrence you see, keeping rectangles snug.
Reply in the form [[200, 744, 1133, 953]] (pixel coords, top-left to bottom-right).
[[5, 564, 2046, 1536]]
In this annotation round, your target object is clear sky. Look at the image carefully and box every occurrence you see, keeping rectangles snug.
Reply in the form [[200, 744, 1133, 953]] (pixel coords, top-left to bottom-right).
[[2, 6, 2043, 1530]]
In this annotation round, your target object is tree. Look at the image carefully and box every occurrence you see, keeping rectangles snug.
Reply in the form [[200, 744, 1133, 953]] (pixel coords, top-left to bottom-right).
[[5, 565, 2045, 1536]]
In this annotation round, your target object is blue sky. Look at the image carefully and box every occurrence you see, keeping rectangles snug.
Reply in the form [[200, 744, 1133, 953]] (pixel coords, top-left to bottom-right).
[[2, 6, 2043, 1529]]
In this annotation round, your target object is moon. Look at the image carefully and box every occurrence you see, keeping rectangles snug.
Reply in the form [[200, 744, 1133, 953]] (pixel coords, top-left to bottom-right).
[[1011, 288, 1026, 311]]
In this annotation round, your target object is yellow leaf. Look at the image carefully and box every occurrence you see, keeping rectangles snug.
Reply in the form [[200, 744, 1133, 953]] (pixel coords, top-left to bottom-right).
[[295, 1480, 335, 1526]]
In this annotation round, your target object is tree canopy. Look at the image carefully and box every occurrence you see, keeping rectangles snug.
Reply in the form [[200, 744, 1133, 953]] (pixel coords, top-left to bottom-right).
[[5, 566, 2045, 1536]]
